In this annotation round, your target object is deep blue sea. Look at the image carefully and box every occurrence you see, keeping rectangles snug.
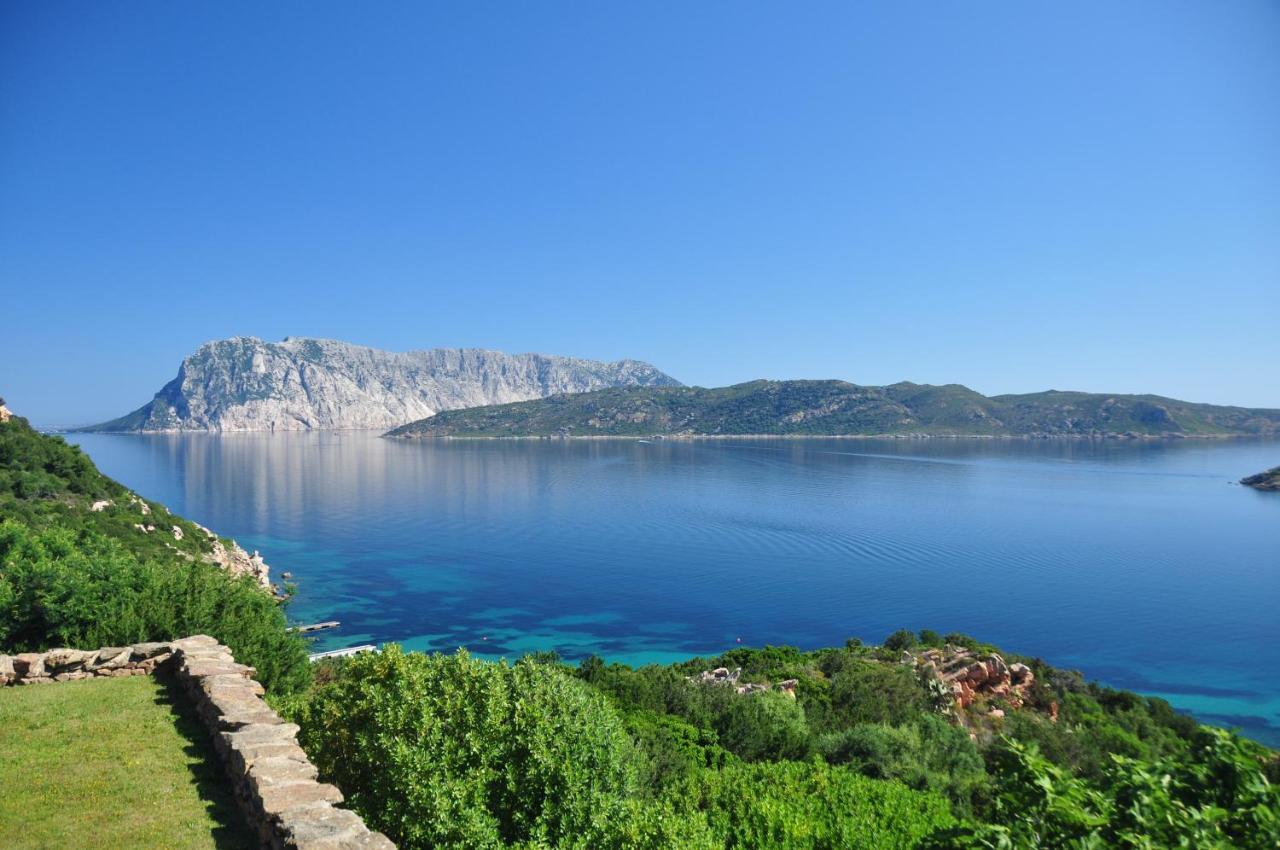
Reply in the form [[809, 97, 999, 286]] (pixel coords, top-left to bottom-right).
[[67, 432, 1280, 744]]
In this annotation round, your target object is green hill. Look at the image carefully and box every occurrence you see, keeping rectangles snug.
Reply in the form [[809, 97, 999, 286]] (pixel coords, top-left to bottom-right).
[[0, 406, 308, 693], [386, 379, 1280, 438]]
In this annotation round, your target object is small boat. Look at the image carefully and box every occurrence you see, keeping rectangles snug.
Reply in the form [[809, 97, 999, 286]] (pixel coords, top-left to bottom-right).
[[637, 439, 652, 444]]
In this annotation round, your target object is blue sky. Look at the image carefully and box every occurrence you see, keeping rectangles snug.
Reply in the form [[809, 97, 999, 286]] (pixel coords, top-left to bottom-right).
[[2, 2, 1278, 425]]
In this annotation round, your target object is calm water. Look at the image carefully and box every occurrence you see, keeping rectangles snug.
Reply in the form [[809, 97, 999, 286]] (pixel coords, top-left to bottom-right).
[[67, 432, 1280, 744]]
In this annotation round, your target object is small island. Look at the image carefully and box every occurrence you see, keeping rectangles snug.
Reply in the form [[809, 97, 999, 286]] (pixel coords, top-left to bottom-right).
[[1241, 466, 1280, 491]]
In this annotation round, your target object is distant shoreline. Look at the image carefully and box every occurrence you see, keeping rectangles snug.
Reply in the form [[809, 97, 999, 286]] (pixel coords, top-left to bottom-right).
[[60, 427, 1280, 442], [385, 431, 1275, 442]]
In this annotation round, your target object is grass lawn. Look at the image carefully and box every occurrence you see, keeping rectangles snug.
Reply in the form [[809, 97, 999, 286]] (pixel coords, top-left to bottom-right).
[[0, 674, 255, 850]]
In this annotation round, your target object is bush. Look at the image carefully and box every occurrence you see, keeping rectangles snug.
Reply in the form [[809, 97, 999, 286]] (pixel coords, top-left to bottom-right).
[[281, 645, 648, 849], [826, 660, 930, 727], [927, 732, 1280, 850], [0, 520, 310, 693], [883, 629, 917, 652], [819, 716, 987, 813], [681, 759, 955, 849]]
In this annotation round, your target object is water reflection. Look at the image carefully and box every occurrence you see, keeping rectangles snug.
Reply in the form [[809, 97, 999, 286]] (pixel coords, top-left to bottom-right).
[[68, 432, 1280, 744]]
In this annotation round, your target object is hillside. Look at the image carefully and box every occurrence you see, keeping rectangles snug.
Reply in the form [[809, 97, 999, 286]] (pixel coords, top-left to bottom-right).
[[0, 405, 308, 692], [283, 632, 1280, 849], [81, 337, 681, 432], [386, 379, 1280, 438]]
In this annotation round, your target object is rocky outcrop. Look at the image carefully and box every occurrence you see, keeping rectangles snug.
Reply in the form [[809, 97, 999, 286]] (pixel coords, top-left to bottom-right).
[[1242, 467, 1280, 492], [185, 521, 271, 588], [83, 337, 681, 432], [689, 667, 799, 698], [0, 402, 10, 423], [910, 645, 1038, 712]]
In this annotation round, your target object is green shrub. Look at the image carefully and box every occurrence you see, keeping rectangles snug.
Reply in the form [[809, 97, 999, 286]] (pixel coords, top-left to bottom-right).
[[0, 520, 310, 693], [883, 629, 917, 652], [818, 716, 987, 813], [681, 759, 955, 850], [281, 645, 647, 849], [927, 732, 1280, 850]]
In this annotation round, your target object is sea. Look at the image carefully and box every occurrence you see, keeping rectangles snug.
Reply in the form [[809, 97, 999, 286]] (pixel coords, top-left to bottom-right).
[[66, 431, 1280, 745]]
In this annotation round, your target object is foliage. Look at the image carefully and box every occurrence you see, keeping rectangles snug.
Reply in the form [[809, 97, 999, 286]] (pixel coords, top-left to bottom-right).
[[279, 645, 656, 849], [387, 379, 1280, 438], [926, 731, 1280, 849], [282, 632, 1280, 850], [0, 416, 309, 693], [676, 759, 955, 850], [817, 716, 989, 814], [0, 521, 310, 693]]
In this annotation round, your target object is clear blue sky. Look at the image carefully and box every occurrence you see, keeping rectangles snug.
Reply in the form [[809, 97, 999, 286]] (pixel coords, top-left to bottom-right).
[[2, 2, 1278, 425]]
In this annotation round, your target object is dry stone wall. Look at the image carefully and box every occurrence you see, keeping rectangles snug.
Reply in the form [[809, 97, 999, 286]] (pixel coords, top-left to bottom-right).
[[1, 636, 395, 850], [0, 641, 172, 684]]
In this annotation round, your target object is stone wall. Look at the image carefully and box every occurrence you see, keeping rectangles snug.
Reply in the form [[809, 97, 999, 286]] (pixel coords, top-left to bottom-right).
[[1, 637, 395, 850], [0, 641, 173, 684]]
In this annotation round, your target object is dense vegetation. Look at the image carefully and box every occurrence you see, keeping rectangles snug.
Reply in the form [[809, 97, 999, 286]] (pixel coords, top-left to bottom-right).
[[0, 412, 309, 693], [386, 380, 1280, 438], [4, 404, 1277, 846], [280, 636, 1280, 849]]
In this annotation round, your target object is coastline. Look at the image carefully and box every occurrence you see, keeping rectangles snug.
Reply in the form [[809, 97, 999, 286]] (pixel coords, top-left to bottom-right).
[[384, 431, 1275, 442]]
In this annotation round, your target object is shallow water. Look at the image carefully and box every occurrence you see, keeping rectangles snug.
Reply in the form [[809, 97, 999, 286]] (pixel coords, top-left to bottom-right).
[[67, 432, 1280, 744]]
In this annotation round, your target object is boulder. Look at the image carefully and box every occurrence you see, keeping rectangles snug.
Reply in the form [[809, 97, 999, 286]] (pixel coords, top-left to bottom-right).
[[44, 648, 93, 672], [13, 652, 45, 678], [92, 647, 133, 670], [90, 500, 112, 512]]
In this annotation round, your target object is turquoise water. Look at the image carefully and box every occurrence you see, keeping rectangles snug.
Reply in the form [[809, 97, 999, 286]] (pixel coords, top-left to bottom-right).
[[67, 432, 1280, 745]]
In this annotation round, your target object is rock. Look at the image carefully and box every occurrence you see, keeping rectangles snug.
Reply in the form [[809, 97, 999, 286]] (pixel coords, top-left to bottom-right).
[[44, 648, 92, 672], [91, 647, 133, 670], [83, 337, 681, 433], [13, 652, 45, 678], [204, 538, 271, 588], [276, 805, 366, 846], [0, 655, 14, 684], [1241, 467, 1280, 492], [256, 781, 344, 816], [172, 526, 184, 541], [90, 500, 112, 512], [53, 671, 90, 682], [130, 642, 172, 660], [989, 708, 1005, 719]]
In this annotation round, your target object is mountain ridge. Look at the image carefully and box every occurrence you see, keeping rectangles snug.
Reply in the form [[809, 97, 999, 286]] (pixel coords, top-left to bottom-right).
[[81, 336, 681, 432], [385, 379, 1280, 439]]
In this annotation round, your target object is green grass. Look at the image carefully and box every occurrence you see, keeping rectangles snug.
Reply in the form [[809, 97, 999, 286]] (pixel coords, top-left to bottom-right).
[[0, 675, 254, 850]]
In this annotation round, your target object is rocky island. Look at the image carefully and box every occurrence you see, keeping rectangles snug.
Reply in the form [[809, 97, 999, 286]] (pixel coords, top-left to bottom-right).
[[386, 379, 1280, 439], [80, 336, 681, 432], [1242, 466, 1280, 491]]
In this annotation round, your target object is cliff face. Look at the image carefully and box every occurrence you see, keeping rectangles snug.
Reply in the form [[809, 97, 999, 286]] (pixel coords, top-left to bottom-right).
[[85, 337, 681, 432]]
